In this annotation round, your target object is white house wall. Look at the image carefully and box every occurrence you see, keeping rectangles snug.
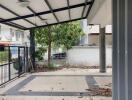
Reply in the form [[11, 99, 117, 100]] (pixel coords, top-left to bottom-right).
[[0, 24, 30, 46]]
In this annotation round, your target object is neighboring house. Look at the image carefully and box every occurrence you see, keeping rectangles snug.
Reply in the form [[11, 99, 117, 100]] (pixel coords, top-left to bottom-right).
[[88, 33, 112, 46], [0, 24, 30, 46], [80, 20, 112, 46]]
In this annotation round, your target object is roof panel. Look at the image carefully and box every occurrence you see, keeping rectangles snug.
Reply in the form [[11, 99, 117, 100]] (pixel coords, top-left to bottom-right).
[[71, 7, 83, 19], [0, 8, 16, 19], [0, 0, 32, 16], [41, 13, 57, 24], [11, 19, 35, 28], [48, 0, 67, 9], [69, 0, 85, 6], [29, 0, 50, 12], [55, 10, 69, 22], [26, 17, 46, 26]]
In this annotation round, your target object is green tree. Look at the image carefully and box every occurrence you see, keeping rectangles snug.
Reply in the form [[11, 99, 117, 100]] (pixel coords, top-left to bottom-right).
[[54, 22, 84, 49], [35, 26, 56, 66], [35, 21, 84, 67]]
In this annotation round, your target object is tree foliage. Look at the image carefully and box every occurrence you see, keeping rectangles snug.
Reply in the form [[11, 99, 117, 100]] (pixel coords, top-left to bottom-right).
[[53, 22, 84, 49], [35, 21, 84, 50], [34, 21, 84, 66]]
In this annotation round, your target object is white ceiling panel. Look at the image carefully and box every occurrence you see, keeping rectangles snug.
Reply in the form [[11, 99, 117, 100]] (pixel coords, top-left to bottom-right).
[[71, 7, 83, 19], [0, 8, 16, 19], [41, 14, 57, 24], [48, 0, 67, 9], [29, 0, 50, 12], [69, 0, 85, 6], [11, 19, 35, 28], [0, 0, 32, 16], [26, 17, 46, 26], [55, 10, 69, 22]]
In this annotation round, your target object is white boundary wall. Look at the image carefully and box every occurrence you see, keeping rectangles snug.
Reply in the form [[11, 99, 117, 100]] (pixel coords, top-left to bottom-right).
[[67, 46, 112, 66]]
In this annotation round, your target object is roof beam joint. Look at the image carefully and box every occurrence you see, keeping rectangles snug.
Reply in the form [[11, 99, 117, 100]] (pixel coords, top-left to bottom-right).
[[44, 0, 59, 23]]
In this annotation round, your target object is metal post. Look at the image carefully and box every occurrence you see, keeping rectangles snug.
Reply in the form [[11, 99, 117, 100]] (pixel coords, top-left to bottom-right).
[[117, 0, 126, 99], [99, 27, 106, 73], [25, 47, 29, 72], [125, 0, 132, 99], [18, 47, 20, 77], [23, 47, 26, 72], [30, 29, 35, 69], [8, 46, 11, 80], [112, 0, 118, 99], [112, 0, 132, 100]]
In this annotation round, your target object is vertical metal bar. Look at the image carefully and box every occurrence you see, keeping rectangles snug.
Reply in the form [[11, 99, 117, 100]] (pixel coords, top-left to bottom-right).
[[1, 66, 3, 84], [23, 47, 26, 73], [18, 47, 20, 77], [26, 47, 29, 72], [8, 46, 11, 80]]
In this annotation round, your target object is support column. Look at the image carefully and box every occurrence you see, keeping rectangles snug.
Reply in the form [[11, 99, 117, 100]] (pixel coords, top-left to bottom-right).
[[112, 0, 132, 100], [117, 0, 126, 99], [125, 0, 132, 99], [99, 27, 106, 73], [30, 29, 35, 69], [112, 0, 118, 99]]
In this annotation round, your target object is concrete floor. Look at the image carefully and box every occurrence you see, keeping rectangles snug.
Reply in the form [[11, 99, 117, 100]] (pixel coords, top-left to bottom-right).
[[0, 68, 112, 100]]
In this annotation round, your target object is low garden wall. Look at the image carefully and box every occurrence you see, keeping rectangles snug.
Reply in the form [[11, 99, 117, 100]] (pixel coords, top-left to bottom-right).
[[67, 46, 112, 67]]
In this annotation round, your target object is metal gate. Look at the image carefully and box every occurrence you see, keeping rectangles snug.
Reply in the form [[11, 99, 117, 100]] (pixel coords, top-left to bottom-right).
[[0, 46, 29, 86]]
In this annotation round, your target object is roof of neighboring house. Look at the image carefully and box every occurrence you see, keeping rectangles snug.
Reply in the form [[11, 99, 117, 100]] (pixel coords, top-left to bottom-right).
[[0, 41, 10, 46]]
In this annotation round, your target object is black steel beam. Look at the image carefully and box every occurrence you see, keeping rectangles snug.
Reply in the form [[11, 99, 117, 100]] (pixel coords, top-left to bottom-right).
[[27, 6, 49, 25], [85, 0, 95, 18], [0, 18, 26, 30], [25, 17, 85, 30], [67, 0, 71, 20], [82, 0, 88, 17], [0, 4, 37, 26], [0, 2, 92, 23], [44, 0, 59, 23]]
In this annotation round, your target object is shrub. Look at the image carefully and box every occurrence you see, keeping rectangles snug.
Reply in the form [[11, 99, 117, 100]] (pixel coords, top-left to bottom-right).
[[0, 51, 8, 63]]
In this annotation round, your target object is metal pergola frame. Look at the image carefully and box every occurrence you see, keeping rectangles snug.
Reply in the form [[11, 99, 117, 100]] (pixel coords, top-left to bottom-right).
[[0, 0, 94, 30], [0, 0, 95, 73]]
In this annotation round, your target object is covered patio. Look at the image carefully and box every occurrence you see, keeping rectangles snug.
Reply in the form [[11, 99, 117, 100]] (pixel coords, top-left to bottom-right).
[[0, 0, 132, 100]]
